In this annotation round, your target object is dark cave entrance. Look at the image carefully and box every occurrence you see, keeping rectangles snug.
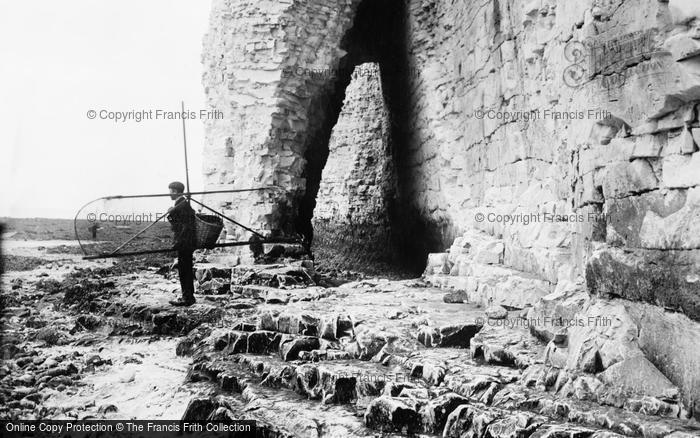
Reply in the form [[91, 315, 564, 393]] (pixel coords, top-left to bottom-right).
[[295, 0, 430, 277]]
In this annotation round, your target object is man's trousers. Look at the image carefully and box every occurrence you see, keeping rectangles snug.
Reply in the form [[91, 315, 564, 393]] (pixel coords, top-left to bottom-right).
[[177, 248, 195, 301]]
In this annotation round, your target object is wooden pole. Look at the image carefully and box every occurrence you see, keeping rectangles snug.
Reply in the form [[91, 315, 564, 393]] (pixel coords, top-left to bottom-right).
[[102, 187, 280, 200], [82, 237, 301, 260], [106, 214, 168, 256], [181, 100, 190, 195], [189, 197, 265, 239]]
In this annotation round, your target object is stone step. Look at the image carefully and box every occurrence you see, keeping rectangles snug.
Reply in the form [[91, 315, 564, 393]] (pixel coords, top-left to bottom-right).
[[230, 263, 316, 289], [387, 349, 699, 436], [194, 262, 322, 297], [522, 363, 686, 420], [209, 329, 327, 361], [173, 304, 536, 375], [186, 330, 693, 436], [363, 394, 627, 437], [441, 403, 598, 438], [424, 258, 554, 310], [181, 387, 378, 438], [181, 326, 700, 438], [187, 352, 432, 406], [366, 392, 700, 438], [182, 352, 507, 436], [491, 387, 700, 438], [254, 308, 487, 358], [181, 355, 417, 437], [172, 277, 699, 437], [177, 314, 696, 436], [205, 324, 489, 366], [254, 309, 354, 339], [469, 323, 545, 369], [87, 299, 224, 337]]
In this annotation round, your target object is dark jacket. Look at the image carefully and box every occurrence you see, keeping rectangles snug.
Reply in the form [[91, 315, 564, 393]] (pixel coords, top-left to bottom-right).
[[168, 196, 196, 251]]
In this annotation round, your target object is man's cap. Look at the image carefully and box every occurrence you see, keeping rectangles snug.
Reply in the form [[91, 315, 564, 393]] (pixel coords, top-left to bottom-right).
[[168, 181, 185, 193]]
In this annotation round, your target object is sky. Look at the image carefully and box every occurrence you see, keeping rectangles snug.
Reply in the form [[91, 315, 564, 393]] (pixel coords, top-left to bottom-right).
[[0, 0, 212, 218]]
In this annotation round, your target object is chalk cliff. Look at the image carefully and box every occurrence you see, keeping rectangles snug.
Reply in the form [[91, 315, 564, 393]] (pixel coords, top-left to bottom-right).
[[201, 0, 700, 420]]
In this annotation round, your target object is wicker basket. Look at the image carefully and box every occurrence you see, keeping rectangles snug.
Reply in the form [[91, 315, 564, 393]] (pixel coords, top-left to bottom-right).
[[194, 214, 224, 249]]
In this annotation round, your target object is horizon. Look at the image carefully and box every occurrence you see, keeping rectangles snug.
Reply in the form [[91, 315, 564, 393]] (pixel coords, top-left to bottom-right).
[[0, 0, 211, 219]]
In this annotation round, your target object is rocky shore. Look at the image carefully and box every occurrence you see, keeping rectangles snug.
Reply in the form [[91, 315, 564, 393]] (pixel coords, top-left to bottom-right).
[[2, 239, 699, 437]]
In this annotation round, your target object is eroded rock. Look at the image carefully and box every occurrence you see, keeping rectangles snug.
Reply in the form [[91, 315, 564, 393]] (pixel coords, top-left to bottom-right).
[[364, 396, 421, 434]]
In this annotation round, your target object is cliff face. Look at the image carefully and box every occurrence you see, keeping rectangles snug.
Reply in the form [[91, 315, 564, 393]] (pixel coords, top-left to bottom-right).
[[403, 0, 700, 308], [202, 0, 700, 416], [312, 63, 397, 273], [201, 0, 362, 246]]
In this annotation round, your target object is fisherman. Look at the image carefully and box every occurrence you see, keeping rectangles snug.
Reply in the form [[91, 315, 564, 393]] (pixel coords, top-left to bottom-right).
[[88, 223, 99, 240], [166, 181, 197, 306]]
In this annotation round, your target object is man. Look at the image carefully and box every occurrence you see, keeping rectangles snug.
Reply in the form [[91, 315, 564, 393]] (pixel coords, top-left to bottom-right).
[[166, 181, 197, 306], [88, 223, 99, 239]]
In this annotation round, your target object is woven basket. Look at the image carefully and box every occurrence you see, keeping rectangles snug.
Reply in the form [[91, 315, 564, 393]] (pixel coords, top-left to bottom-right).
[[194, 214, 224, 249]]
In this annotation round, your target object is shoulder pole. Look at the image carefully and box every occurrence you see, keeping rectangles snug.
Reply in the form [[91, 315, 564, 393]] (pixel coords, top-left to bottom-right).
[[106, 214, 167, 256], [189, 197, 266, 239], [82, 237, 302, 260], [181, 100, 191, 196]]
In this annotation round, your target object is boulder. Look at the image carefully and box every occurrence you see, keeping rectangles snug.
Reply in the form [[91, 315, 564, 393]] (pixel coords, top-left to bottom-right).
[[439, 324, 482, 348], [219, 373, 242, 392], [299, 314, 321, 336], [419, 393, 469, 433], [443, 404, 499, 438], [181, 398, 216, 421], [473, 240, 505, 265], [246, 331, 279, 354], [585, 247, 700, 321], [223, 332, 248, 355], [417, 324, 481, 348], [444, 290, 469, 303], [425, 253, 452, 275], [364, 396, 421, 433], [565, 300, 643, 371], [528, 281, 590, 342], [97, 404, 118, 414], [350, 329, 388, 360], [600, 160, 658, 199], [265, 290, 290, 304], [529, 425, 597, 438], [197, 278, 229, 295], [485, 305, 508, 320], [276, 313, 300, 334], [279, 336, 320, 361], [256, 311, 278, 331], [317, 367, 357, 404], [486, 412, 544, 438], [598, 356, 679, 401], [417, 326, 441, 347]]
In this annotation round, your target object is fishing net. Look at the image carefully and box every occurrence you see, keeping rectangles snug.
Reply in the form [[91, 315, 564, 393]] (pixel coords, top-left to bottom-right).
[[73, 187, 292, 259], [74, 194, 191, 258]]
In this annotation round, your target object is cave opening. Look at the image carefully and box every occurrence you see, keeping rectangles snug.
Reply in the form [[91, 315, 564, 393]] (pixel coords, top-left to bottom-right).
[[296, 0, 426, 277]]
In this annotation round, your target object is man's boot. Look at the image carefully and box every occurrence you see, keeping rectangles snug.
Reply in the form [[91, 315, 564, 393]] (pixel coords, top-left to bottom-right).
[[170, 249, 196, 306], [169, 296, 195, 306]]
